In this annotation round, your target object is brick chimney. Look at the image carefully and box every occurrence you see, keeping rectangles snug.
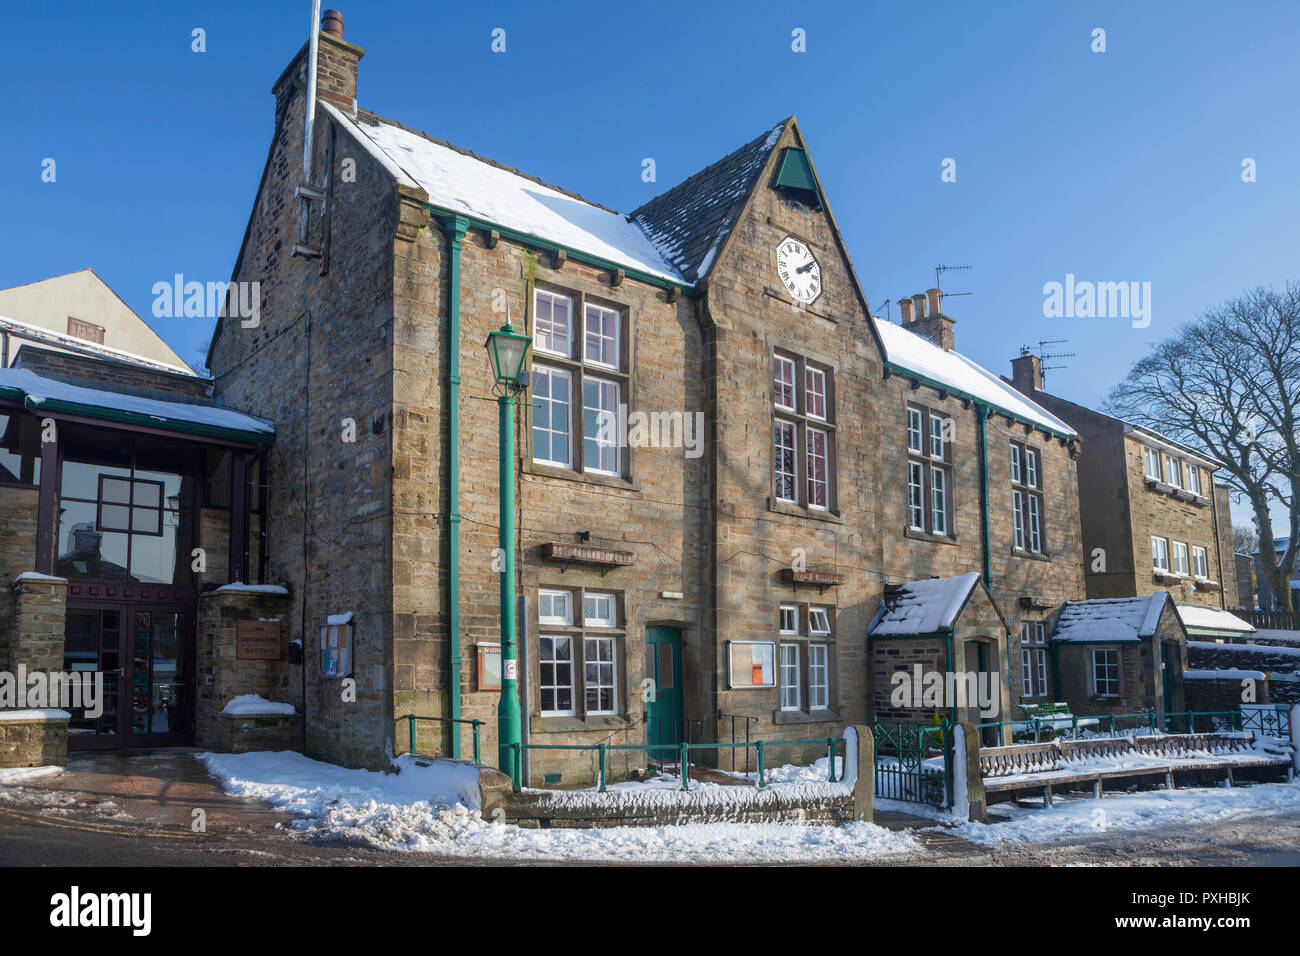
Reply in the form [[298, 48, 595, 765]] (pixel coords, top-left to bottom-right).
[[901, 287, 956, 351], [1010, 349, 1043, 393], [272, 8, 365, 116]]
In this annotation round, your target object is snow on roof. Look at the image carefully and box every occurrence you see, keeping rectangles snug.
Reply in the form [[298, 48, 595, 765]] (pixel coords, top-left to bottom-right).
[[1251, 628, 1300, 644], [870, 572, 980, 636], [873, 318, 1075, 436], [1176, 605, 1255, 634], [0, 315, 195, 376], [0, 367, 273, 437], [1052, 593, 1170, 643], [214, 582, 289, 595], [1184, 668, 1268, 681], [323, 102, 685, 284]]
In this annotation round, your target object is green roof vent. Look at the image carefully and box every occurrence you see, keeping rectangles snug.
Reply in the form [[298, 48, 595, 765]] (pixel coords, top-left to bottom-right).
[[770, 147, 823, 210]]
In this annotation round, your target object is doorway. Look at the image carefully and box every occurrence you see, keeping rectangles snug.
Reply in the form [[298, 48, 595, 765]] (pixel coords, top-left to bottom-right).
[[644, 626, 683, 767], [63, 604, 194, 749]]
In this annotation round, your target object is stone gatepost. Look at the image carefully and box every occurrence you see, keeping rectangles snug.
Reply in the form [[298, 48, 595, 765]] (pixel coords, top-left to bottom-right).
[[196, 585, 300, 752], [847, 724, 874, 822], [955, 723, 986, 823], [1, 572, 70, 767], [9, 573, 67, 674]]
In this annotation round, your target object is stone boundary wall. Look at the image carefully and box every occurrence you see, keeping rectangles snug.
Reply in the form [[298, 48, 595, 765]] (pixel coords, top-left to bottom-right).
[[0, 710, 69, 768]]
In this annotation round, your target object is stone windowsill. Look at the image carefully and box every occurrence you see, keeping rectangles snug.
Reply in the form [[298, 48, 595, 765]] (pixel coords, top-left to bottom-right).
[[904, 527, 958, 546], [522, 459, 642, 493], [768, 498, 845, 524], [1010, 547, 1053, 562], [531, 714, 632, 734], [772, 708, 841, 725]]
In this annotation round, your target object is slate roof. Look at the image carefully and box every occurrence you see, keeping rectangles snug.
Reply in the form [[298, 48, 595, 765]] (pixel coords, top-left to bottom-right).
[[629, 122, 788, 284], [1051, 593, 1171, 644], [869, 572, 982, 636]]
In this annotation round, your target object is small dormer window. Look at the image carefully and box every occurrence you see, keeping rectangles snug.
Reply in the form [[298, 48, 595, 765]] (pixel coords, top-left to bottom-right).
[[770, 147, 824, 211]]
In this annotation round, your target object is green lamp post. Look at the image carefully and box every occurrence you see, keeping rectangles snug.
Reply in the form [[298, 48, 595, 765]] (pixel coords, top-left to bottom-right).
[[484, 320, 532, 785]]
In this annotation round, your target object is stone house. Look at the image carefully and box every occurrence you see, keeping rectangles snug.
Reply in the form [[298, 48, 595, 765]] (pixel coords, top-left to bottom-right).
[[1008, 353, 1238, 610], [194, 12, 1106, 780]]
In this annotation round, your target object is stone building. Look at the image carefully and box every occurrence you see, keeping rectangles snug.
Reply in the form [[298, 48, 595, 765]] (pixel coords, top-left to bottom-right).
[[1008, 352, 1238, 610]]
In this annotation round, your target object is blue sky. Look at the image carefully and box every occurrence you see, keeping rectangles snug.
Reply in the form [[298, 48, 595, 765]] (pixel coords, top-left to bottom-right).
[[2, 0, 1297, 528]]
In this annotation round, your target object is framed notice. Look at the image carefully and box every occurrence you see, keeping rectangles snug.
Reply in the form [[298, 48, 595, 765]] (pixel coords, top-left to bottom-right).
[[728, 641, 775, 689], [236, 619, 284, 660], [319, 623, 353, 677]]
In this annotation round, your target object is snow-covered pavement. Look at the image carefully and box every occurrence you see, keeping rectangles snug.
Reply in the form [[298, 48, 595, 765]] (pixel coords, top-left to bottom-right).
[[195, 750, 1300, 863]]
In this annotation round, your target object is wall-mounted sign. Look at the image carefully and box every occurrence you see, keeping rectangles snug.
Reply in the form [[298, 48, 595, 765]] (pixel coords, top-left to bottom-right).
[[236, 619, 284, 660]]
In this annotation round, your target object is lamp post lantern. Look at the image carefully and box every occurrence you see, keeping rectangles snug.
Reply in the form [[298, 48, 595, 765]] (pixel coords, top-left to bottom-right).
[[484, 320, 531, 785]]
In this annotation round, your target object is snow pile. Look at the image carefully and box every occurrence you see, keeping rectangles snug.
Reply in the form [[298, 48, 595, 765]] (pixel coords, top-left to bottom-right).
[[214, 582, 289, 595], [197, 751, 917, 862], [0, 765, 62, 784], [220, 694, 296, 716], [1052, 593, 1167, 643], [870, 572, 980, 636], [947, 779, 1300, 846], [1189, 640, 1300, 658], [199, 750, 483, 811], [873, 318, 1074, 435]]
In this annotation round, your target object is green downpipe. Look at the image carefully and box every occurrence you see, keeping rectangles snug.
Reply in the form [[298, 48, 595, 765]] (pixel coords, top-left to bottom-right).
[[975, 402, 992, 589], [443, 214, 469, 759]]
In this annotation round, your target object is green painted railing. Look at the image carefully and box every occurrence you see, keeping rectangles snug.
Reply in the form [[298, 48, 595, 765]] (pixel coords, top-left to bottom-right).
[[399, 714, 486, 765], [872, 719, 952, 808], [504, 737, 844, 794]]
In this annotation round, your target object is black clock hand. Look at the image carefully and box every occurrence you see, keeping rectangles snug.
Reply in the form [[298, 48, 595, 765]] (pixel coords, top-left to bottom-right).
[[796, 261, 815, 274]]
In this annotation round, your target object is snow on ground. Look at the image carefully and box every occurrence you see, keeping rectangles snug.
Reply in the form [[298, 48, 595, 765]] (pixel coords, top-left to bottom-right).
[[197, 751, 917, 862], [0, 765, 62, 784], [946, 778, 1300, 846]]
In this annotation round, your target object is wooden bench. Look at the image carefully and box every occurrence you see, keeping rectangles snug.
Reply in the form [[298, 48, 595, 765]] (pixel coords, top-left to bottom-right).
[[980, 732, 1294, 807]]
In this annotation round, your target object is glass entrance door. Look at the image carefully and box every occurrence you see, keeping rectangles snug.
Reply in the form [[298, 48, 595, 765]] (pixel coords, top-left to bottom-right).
[[65, 604, 193, 749]]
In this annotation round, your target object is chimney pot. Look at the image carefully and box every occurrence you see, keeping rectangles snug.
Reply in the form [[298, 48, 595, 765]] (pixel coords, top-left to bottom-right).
[[322, 9, 344, 38], [898, 297, 913, 323], [925, 287, 942, 316], [911, 293, 928, 320]]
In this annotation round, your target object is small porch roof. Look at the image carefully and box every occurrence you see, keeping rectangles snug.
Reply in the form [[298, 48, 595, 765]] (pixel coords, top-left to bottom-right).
[[1176, 604, 1256, 639], [1051, 592, 1170, 644], [0, 367, 274, 445], [869, 572, 983, 636]]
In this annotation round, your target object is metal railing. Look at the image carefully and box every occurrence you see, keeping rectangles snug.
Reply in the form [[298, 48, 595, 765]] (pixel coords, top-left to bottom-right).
[[973, 709, 1277, 743], [505, 736, 843, 793], [717, 711, 759, 773], [872, 719, 952, 808], [398, 713, 486, 765]]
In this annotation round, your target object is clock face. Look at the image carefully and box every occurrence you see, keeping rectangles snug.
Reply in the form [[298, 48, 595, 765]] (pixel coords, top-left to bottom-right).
[[775, 236, 822, 304]]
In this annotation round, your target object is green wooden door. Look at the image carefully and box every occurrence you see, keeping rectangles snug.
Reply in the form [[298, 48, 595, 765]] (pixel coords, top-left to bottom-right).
[[645, 626, 683, 765]]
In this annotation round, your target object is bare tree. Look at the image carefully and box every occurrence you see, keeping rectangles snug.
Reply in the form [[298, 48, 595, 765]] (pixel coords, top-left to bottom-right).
[[1106, 282, 1300, 609], [1233, 525, 1259, 556]]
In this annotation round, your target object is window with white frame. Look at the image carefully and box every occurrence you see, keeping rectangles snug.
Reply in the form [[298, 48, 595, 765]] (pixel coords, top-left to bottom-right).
[[808, 644, 829, 709], [1151, 536, 1170, 572], [1020, 622, 1047, 698], [584, 592, 616, 628], [1184, 462, 1203, 496], [1172, 541, 1190, 576], [1192, 545, 1209, 579], [537, 586, 623, 718], [1010, 441, 1044, 553], [582, 376, 621, 475], [531, 366, 572, 467], [583, 303, 620, 368], [531, 287, 628, 478], [906, 404, 952, 536], [1143, 446, 1162, 480], [583, 636, 617, 714], [808, 607, 831, 636], [779, 604, 798, 634], [1164, 454, 1181, 488], [1091, 648, 1120, 697], [779, 643, 800, 710], [772, 352, 836, 511], [539, 635, 574, 715], [539, 588, 573, 625]]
